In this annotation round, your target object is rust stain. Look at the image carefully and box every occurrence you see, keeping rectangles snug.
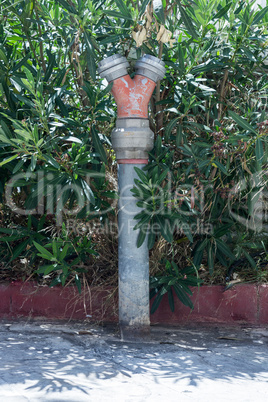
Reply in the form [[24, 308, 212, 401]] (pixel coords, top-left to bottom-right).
[[111, 74, 156, 118]]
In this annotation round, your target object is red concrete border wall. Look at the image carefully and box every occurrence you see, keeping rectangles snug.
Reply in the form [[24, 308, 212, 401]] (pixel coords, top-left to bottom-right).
[[0, 282, 267, 324], [0, 282, 118, 322], [151, 285, 259, 325]]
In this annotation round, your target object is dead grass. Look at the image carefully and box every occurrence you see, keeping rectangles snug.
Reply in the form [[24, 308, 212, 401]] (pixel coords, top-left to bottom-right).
[[0, 204, 267, 288]]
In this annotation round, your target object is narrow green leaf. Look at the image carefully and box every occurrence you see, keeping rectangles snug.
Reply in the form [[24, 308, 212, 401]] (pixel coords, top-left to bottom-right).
[[255, 138, 264, 166], [102, 191, 119, 199], [216, 249, 228, 267], [171, 261, 179, 276], [173, 283, 193, 309], [0, 48, 8, 65], [0, 120, 12, 137], [114, 0, 132, 19], [82, 82, 96, 106], [99, 82, 113, 98], [55, 98, 69, 117], [33, 124, 38, 142], [213, 161, 228, 175], [61, 244, 70, 261], [1, 77, 16, 110], [228, 111, 257, 134], [192, 60, 224, 74], [12, 159, 24, 173], [33, 241, 55, 260], [134, 167, 149, 184], [27, 215, 32, 232], [207, 243, 214, 275], [140, 0, 151, 16], [0, 154, 19, 167], [156, 216, 174, 243], [150, 290, 164, 314], [214, 223, 234, 238], [81, 179, 95, 205], [49, 276, 61, 287], [243, 251, 257, 268], [182, 223, 193, 243], [176, 125, 183, 147], [44, 53, 55, 82], [178, 44, 185, 74], [153, 0, 165, 24], [55, 0, 78, 14], [148, 230, 156, 249], [252, 6, 268, 25], [13, 55, 31, 72], [52, 241, 58, 259], [30, 155, 36, 171], [37, 265, 58, 275], [165, 117, 179, 141], [10, 239, 30, 262], [213, 2, 232, 19], [104, 10, 133, 20], [235, 2, 245, 14], [137, 226, 147, 248], [91, 125, 107, 164], [44, 155, 60, 169], [133, 214, 151, 231], [197, 238, 209, 252], [158, 168, 169, 184], [178, 280, 193, 295], [84, 31, 96, 81], [177, 1, 199, 40], [0, 235, 27, 242], [241, 46, 256, 62], [216, 239, 235, 260], [0, 228, 17, 234], [193, 243, 204, 268]]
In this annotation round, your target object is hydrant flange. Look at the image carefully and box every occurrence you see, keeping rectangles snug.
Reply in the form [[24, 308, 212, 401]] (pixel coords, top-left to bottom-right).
[[111, 118, 154, 161]]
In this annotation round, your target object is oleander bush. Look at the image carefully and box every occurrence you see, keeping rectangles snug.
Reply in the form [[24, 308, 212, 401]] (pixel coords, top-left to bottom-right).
[[0, 0, 267, 311]]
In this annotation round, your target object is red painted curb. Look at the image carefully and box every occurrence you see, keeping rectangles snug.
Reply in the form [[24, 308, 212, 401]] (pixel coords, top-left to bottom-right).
[[0, 282, 118, 322], [0, 282, 266, 324], [259, 284, 268, 324], [151, 285, 259, 325]]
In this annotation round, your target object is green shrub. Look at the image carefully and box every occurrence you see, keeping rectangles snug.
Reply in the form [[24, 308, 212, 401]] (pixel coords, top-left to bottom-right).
[[0, 1, 267, 310]]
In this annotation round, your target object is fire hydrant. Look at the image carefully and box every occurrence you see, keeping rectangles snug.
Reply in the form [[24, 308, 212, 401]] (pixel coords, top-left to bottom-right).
[[98, 54, 166, 340]]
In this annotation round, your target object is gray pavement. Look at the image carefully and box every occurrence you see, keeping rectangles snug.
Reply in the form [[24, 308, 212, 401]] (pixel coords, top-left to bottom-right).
[[0, 320, 268, 401]]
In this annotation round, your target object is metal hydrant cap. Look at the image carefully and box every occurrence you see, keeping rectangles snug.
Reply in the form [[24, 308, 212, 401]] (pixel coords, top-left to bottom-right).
[[135, 54, 166, 82], [97, 54, 129, 82]]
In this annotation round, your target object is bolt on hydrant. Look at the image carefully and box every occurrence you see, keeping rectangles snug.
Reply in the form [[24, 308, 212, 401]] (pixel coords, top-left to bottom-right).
[[98, 54, 166, 340]]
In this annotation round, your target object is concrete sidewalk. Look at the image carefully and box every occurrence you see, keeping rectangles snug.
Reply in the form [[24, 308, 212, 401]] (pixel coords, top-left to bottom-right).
[[0, 321, 267, 402]]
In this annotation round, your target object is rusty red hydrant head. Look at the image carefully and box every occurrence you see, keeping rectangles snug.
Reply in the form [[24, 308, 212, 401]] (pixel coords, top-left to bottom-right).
[[98, 54, 166, 162], [98, 54, 165, 119], [111, 75, 155, 119]]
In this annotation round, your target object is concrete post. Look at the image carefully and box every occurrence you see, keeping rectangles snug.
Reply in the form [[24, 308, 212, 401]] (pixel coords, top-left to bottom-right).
[[118, 163, 150, 339], [98, 54, 166, 340]]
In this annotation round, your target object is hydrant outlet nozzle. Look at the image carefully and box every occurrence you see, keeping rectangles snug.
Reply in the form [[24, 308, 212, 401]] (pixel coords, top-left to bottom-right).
[[135, 54, 166, 82], [98, 54, 129, 82]]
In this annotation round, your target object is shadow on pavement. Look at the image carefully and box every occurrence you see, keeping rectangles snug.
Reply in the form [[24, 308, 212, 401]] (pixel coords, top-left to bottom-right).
[[0, 322, 267, 400]]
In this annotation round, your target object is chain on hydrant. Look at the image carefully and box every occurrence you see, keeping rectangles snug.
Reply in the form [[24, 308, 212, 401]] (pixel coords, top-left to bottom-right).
[[98, 54, 166, 340]]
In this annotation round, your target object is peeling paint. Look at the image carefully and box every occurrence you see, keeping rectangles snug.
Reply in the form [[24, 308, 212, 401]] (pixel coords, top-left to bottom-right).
[[120, 77, 129, 88], [142, 78, 148, 85], [111, 74, 156, 118]]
